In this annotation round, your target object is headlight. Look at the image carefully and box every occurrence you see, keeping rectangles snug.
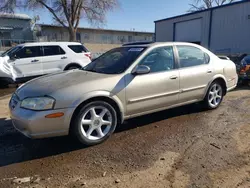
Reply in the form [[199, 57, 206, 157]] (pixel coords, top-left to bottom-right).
[[21, 97, 55, 111]]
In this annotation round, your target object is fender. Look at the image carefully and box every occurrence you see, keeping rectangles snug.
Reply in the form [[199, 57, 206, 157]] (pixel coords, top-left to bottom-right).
[[202, 74, 227, 99], [71, 90, 125, 122]]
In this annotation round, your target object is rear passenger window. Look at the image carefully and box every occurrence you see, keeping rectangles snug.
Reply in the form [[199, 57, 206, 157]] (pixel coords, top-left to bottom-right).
[[43, 46, 65, 56], [68, 45, 88, 53], [15, 46, 42, 59], [177, 46, 210, 68]]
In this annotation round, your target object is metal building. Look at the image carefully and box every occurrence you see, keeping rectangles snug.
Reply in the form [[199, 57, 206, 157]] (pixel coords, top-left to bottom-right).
[[155, 0, 250, 55], [0, 13, 33, 49]]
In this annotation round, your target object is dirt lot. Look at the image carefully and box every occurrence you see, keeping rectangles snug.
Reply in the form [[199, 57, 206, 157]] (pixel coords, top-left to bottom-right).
[[0, 88, 249, 188]]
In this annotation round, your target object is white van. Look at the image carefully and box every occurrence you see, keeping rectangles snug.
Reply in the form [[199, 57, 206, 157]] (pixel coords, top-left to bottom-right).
[[0, 42, 91, 84]]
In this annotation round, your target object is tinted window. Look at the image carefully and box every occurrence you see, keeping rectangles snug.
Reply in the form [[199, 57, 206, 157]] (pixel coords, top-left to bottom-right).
[[1, 46, 23, 57], [68, 45, 88, 53], [43, 46, 65, 56], [15, 46, 42, 59], [84, 47, 146, 74], [139, 46, 175, 73], [177, 46, 210, 68]]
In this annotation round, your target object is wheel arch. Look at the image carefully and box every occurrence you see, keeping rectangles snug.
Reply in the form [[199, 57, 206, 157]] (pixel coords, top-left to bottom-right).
[[64, 63, 82, 70], [69, 92, 125, 132], [203, 75, 227, 99]]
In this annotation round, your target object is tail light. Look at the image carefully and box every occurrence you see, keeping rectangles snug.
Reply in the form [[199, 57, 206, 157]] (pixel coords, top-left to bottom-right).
[[84, 53, 92, 61]]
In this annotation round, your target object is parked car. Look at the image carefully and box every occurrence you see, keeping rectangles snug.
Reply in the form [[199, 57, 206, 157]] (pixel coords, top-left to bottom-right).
[[236, 55, 250, 84], [0, 42, 91, 84], [9, 42, 238, 145]]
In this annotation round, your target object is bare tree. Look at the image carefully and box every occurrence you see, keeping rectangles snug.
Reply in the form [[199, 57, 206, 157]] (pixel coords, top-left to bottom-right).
[[0, 0, 119, 41], [189, 0, 236, 12]]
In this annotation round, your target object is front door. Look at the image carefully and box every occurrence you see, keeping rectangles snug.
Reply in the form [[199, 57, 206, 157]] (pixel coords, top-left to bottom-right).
[[126, 46, 180, 116], [11, 46, 43, 78], [176, 45, 215, 103]]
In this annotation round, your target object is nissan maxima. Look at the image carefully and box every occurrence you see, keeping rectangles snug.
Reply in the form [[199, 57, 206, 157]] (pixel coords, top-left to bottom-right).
[[9, 42, 238, 145]]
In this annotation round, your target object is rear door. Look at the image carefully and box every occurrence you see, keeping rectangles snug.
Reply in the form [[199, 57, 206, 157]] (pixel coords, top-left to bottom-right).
[[176, 45, 214, 103], [41, 45, 68, 74], [12, 46, 43, 78]]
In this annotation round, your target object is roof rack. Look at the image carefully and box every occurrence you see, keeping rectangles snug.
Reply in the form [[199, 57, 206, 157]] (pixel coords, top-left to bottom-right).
[[122, 41, 155, 46]]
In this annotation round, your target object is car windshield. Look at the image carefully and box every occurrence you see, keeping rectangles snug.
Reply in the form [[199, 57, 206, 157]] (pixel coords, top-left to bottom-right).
[[83, 47, 146, 74], [1, 46, 23, 57]]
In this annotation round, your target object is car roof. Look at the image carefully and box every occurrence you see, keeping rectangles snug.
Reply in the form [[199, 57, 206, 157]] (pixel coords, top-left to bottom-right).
[[18, 42, 83, 47], [122, 42, 202, 48]]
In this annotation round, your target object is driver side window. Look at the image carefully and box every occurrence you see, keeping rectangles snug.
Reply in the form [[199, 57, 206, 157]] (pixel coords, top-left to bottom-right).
[[139, 46, 175, 73], [15, 46, 42, 59]]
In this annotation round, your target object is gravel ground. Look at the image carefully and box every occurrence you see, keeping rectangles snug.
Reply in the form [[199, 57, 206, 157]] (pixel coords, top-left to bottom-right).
[[0, 88, 249, 188]]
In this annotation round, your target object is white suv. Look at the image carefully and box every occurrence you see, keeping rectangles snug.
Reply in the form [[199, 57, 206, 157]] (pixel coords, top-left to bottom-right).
[[0, 42, 91, 84]]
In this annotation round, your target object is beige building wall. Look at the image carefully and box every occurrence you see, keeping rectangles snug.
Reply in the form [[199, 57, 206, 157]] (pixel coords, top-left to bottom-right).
[[35, 25, 153, 45], [35, 25, 154, 55]]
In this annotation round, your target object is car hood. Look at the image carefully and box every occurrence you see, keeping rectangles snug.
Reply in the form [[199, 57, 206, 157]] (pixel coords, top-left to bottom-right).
[[16, 70, 123, 101]]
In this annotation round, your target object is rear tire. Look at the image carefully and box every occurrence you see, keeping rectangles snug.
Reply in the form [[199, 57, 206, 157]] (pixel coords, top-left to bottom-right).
[[66, 65, 81, 70], [71, 101, 117, 146], [204, 81, 224, 109]]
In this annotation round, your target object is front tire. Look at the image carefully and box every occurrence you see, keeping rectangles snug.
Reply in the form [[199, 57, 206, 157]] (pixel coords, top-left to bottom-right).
[[71, 101, 117, 146], [204, 81, 224, 109]]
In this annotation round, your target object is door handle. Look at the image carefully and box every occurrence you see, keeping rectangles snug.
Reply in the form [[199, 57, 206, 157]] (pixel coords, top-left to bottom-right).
[[170, 75, 178, 79], [61, 56, 67, 59], [31, 59, 39, 62], [207, 70, 212, 73]]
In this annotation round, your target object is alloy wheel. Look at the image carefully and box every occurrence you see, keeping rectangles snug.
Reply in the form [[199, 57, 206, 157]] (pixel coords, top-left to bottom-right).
[[208, 83, 223, 108], [80, 106, 112, 140]]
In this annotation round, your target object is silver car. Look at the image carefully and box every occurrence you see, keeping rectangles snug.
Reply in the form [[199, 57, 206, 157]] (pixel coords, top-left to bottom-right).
[[9, 42, 238, 145]]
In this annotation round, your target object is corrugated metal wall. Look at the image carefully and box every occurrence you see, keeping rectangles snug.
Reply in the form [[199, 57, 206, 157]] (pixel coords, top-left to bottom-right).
[[175, 18, 202, 42], [155, 1, 250, 54], [210, 2, 250, 54]]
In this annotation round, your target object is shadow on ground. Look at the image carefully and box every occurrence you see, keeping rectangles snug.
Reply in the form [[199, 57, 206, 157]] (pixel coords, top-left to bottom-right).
[[0, 103, 205, 167]]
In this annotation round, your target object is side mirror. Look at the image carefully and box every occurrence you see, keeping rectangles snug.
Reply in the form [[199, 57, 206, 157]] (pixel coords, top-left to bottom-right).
[[9, 54, 17, 61], [132, 65, 150, 75]]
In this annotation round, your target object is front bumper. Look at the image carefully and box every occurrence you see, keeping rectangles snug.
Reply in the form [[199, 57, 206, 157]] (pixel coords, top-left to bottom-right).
[[9, 99, 75, 139], [227, 76, 238, 92]]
